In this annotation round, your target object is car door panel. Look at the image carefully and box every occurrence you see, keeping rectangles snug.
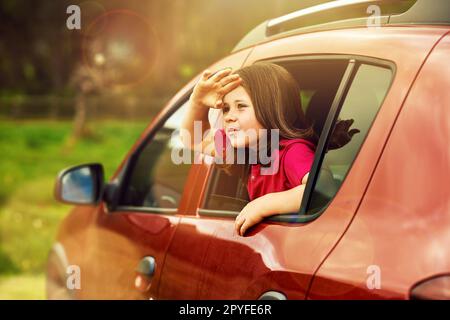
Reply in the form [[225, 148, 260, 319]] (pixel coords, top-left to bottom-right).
[[63, 88, 201, 299]]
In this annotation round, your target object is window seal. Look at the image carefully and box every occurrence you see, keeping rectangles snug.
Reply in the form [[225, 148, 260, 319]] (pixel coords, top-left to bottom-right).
[[115, 206, 178, 215], [197, 207, 324, 223], [198, 208, 240, 218]]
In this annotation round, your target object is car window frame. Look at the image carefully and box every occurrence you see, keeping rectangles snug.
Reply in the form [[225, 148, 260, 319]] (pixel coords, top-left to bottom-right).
[[197, 54, 396, 223], [108, 90, 194, 215]]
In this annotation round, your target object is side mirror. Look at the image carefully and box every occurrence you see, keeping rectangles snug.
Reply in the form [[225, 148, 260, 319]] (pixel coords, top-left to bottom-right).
[[54, 163, 104, 205]]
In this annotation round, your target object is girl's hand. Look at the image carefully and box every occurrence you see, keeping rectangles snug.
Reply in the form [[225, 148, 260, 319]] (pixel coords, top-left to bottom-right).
[[328, 118, 360, 150], [234, 196, 270, 236], [190, 68, 242, 109]]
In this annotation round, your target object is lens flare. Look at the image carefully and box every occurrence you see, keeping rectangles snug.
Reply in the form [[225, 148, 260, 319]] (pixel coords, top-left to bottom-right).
[[82, 9, 160, 89]]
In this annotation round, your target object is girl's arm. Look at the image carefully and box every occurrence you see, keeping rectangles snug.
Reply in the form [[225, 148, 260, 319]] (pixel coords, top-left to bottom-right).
[[180, 95, 214, 155], [235, 173, 309, 236], [180, 68, 241, 154]]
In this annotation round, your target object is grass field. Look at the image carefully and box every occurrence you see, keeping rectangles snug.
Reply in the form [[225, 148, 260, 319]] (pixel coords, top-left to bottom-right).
[[0, 273, 45, 300], [0, 119, 148, 299]]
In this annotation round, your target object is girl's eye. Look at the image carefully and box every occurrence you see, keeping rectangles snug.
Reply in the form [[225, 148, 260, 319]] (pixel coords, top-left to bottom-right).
[[223, 106, 230, 114], [237, 103, 247, 110]]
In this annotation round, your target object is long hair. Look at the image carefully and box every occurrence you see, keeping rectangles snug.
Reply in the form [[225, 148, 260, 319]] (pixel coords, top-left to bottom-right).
[[214, 62, 316, 188], [235, 62, 315, 142]]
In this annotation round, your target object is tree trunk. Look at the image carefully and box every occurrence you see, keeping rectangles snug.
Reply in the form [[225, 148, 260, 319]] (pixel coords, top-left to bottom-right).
[[72, 92, 87, 139]]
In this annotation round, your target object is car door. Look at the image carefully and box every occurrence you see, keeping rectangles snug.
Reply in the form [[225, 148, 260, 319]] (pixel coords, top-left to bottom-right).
[[77, 96, 197, 299]]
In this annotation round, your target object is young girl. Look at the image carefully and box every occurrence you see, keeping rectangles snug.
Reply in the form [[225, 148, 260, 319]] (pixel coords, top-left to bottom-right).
[[181, 62, 317, 236]]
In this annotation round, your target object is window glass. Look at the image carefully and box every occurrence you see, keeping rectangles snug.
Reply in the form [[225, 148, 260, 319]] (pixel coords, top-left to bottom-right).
[[308, 63, 393, 213], [202, 164, 250, 212], [120, 102, 192, 209]]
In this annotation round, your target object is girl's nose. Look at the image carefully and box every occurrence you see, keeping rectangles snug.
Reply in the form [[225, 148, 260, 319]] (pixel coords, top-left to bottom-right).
[[224, 112, 237, 123]]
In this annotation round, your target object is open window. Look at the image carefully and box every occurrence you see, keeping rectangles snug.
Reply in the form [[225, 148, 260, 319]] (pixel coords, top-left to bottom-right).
[[198, 55, 394, 222], [199, 57, 348, 216], [279, 59, 349, 139]]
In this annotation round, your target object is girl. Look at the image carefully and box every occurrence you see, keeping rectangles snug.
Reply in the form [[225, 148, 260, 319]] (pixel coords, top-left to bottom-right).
[[181, 62, 317, 236]]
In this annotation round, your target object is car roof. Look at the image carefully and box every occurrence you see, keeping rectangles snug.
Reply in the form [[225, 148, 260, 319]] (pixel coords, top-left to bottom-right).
[[232, 0, 450, 53]]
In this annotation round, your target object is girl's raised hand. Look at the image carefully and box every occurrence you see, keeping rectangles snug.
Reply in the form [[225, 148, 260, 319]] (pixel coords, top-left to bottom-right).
[[190, 68, 242, 109]]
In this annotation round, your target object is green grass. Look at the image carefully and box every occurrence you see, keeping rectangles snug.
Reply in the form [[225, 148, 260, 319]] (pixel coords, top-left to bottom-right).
[[0, 119, 148, 204], [0, 273, 45, 300], [0, 119, 148, 298]]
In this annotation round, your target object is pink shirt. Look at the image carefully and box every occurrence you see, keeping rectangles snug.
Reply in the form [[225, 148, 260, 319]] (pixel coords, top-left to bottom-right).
[[247, 138, 316, 201]]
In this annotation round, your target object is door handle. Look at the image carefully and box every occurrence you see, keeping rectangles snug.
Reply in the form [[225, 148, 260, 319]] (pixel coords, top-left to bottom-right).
[[135, 256, 156, 293], [136, 256, 156, 276]]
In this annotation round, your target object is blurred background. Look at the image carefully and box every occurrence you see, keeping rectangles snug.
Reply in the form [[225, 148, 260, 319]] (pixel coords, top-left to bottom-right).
[[0, 0, 328, 299]]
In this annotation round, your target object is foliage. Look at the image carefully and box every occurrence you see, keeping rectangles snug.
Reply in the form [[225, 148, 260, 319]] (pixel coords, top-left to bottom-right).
[[0, 120, 147, 275]]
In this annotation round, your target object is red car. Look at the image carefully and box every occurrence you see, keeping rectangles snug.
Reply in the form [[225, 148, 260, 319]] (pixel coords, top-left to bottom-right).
[[48, 0, 450, 299]]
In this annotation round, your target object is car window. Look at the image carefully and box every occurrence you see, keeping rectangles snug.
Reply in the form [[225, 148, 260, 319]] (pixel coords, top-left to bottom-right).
[[199, 59, 349, 214], [308, 63, 393, 213], [119, 101, 192, 209], [201, 164, 250, 212]]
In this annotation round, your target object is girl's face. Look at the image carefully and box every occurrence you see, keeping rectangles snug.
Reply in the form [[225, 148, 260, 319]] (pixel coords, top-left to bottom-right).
[[222, 85, 264, 149]]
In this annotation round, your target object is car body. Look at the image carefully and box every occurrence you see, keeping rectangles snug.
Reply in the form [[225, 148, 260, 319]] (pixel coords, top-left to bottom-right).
[[48, 0, 450, 299]]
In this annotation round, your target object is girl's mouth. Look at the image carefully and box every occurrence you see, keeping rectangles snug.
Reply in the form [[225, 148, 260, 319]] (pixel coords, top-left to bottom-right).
[[226, 127, 240, 135]]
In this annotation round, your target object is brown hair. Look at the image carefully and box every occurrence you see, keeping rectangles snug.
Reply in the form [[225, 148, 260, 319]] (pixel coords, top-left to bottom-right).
[[234, 62, 315, 142], [216, 62, 316, 188]]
